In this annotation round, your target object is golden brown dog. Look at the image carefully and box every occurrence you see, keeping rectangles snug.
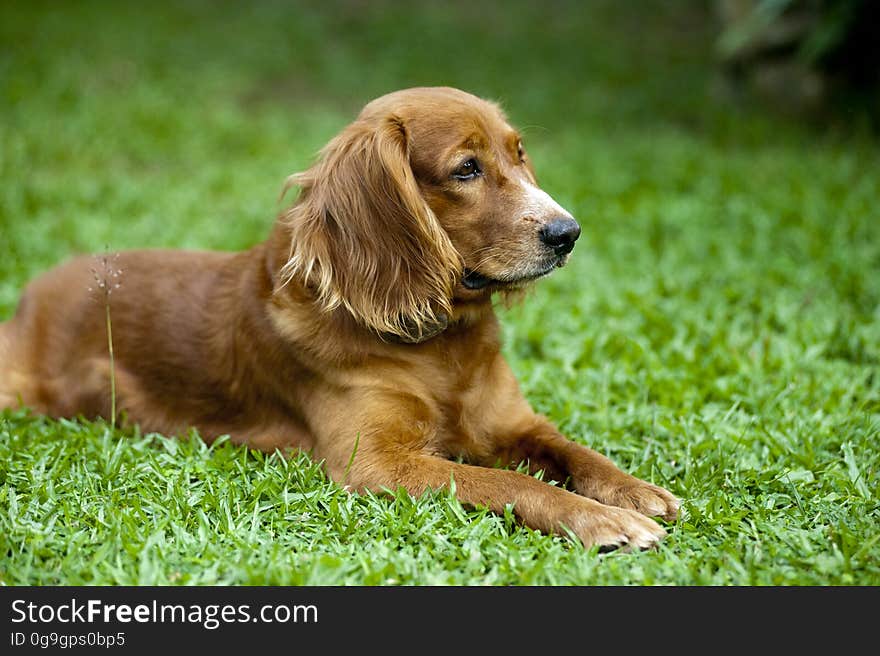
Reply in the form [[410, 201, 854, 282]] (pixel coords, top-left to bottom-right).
[[0, 87, 678, 550]]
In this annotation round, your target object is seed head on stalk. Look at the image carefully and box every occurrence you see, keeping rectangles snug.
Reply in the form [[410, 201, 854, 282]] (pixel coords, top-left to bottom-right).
[[88, 252, 123, 429]]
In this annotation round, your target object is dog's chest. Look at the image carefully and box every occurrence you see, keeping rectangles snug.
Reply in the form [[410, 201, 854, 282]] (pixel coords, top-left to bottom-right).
[[427, 345, 527, 454]]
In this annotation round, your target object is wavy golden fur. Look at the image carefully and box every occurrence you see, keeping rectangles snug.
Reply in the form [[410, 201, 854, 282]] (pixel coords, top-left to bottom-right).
[[279, 114, 462, 341], [0, 87, 678, 550]]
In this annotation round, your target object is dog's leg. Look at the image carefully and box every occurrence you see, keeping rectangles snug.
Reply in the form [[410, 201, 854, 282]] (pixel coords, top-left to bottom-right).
[[0, 320, 40, 412], [342, 448, 667, 551], [0, 320, 18, 408], [309, 392, 670, 550], [480, 417, 680, 522]]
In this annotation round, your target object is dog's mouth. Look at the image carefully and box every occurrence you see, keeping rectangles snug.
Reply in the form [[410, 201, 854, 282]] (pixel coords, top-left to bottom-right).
[[462, 257, 569, 291], [461, 269, 497, 290]]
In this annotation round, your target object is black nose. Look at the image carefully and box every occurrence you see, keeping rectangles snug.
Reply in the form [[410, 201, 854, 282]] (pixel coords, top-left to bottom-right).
[[539, 217, 581, 255]]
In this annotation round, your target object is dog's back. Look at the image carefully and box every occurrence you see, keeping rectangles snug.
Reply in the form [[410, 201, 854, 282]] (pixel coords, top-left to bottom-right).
[[0, 249, 250, 424]]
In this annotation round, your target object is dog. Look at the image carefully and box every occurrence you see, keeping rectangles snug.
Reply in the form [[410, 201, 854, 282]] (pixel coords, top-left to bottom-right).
[[0, 87, 678, 550]]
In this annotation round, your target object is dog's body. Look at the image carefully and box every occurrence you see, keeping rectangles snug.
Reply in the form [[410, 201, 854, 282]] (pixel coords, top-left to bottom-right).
[[1, 87, 678, 550]]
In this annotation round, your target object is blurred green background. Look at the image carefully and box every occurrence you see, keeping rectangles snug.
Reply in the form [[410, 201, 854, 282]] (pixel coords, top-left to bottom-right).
[[1, 1, 878, 584], [2, 0, 876, 281]]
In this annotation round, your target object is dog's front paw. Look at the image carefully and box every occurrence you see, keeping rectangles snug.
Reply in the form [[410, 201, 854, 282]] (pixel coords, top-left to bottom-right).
[[598, 477, 680, 522], [560, 500, 668, 551]]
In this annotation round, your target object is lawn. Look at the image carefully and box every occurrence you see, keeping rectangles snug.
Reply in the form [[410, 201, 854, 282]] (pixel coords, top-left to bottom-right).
[[1, 0, 878, 585]]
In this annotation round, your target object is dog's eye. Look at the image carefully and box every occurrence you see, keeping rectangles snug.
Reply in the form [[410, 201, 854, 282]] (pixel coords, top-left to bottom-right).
[[517, 141, 526, 163], [453, 158, 481, 180]]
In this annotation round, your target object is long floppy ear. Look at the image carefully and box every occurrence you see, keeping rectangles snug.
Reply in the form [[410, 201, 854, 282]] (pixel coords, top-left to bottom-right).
[[279, 115, 462, 342]]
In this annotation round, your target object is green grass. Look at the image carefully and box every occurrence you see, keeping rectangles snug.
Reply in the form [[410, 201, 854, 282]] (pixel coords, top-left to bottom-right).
[[1, 0, 878, 585]]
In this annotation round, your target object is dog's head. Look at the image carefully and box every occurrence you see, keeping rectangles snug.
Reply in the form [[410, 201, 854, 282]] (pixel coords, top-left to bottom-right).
[[280, 86, 579, 343]]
